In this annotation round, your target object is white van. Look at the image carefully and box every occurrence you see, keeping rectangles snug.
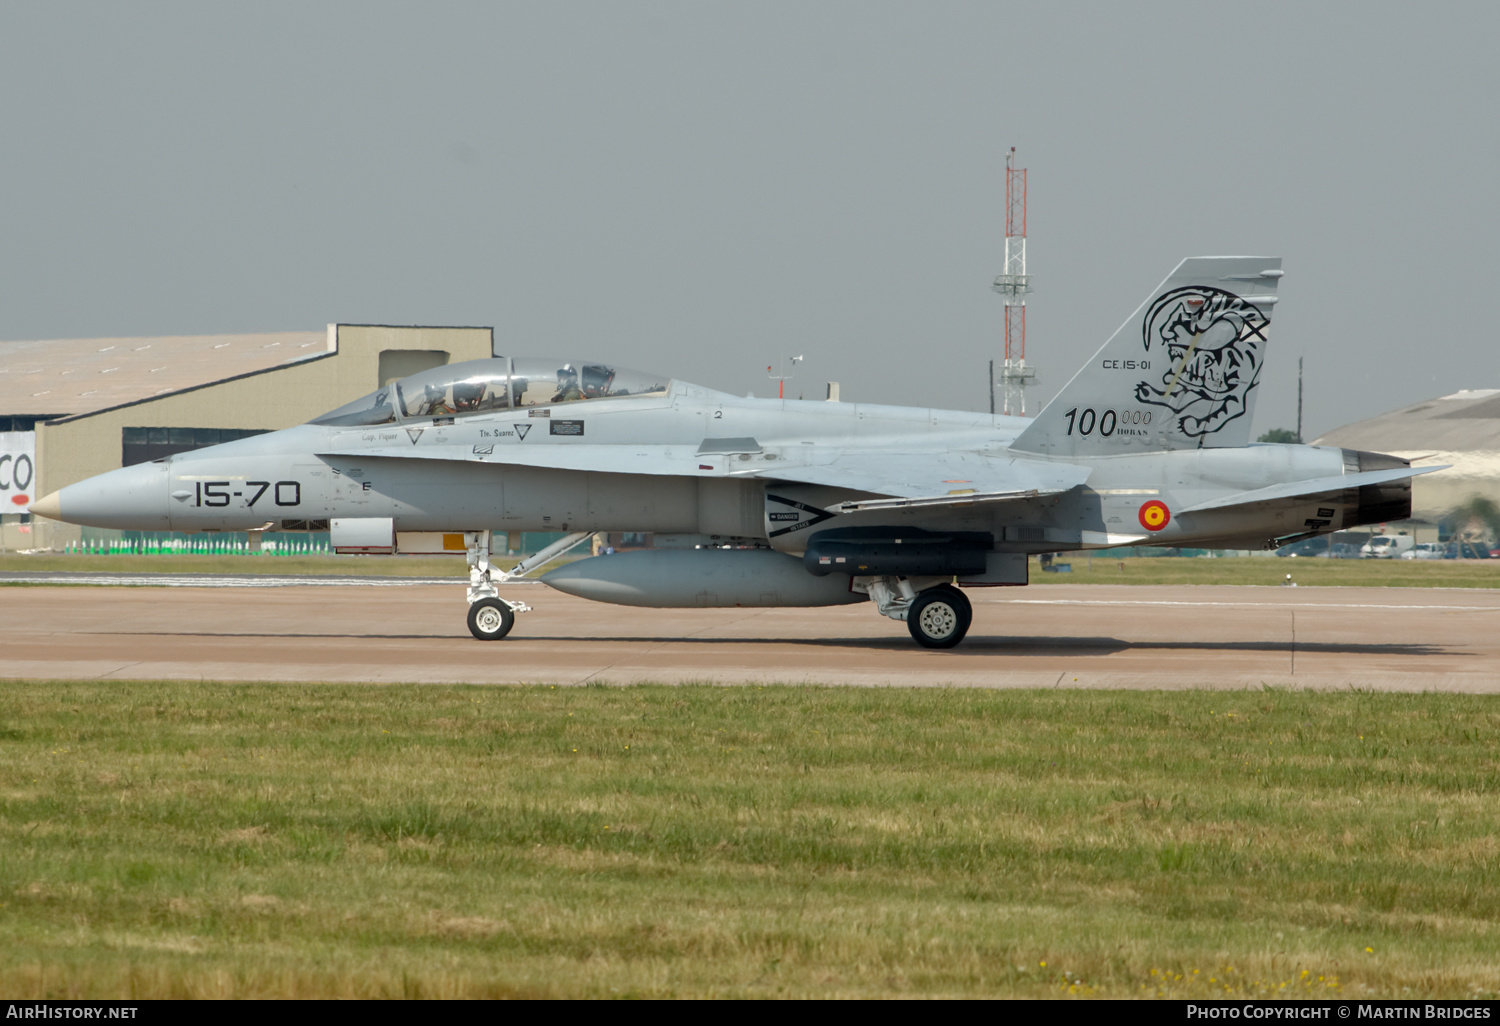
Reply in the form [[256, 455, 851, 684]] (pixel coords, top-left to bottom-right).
[[1361, 535, 1414, 559]]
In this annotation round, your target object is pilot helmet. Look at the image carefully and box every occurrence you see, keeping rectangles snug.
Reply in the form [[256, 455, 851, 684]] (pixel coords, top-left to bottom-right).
[[452, 380, 485, 409]]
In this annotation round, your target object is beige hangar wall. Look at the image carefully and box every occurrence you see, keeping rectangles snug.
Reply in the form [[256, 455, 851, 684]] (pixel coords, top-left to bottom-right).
[[30, 325, 493, 548]]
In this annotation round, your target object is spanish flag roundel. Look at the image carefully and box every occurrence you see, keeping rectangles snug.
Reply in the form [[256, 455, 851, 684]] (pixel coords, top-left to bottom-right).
[[1138, 500, 1171, 532]]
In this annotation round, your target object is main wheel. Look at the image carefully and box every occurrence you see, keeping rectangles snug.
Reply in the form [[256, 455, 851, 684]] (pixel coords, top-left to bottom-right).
[[467, 598, 515, 640], [906, 585, 972, 649]]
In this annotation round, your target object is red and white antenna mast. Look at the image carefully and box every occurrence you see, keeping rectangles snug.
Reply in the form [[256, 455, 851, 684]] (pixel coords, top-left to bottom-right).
[[992, 146, 1035, 415]]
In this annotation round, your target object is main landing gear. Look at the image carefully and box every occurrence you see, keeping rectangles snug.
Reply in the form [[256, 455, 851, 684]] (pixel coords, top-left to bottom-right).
[[906, 585, 973, 649], [857, 576, 974, 649], [464, 530, 592, 640]]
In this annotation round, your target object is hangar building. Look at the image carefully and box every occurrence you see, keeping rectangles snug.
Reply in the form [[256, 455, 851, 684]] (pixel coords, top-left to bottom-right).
[[2, 325, 494, 550], [1313, 389, 1500, 541]]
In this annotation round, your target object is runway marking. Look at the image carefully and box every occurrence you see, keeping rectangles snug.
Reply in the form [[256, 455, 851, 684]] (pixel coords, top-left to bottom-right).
[[0, 576, 455, 588], [0, 573, 538, 589], [1001, 598, 1500, 612]]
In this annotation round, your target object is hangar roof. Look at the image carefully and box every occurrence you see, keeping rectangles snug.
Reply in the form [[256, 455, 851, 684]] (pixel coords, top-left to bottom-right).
[[1313, 389, 1500, 452], [0, 330, 331, 419]]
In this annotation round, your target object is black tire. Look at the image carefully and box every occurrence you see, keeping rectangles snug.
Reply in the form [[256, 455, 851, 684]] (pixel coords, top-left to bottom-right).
[[467, 598, 515, 640], [906, 585, 972, 649]]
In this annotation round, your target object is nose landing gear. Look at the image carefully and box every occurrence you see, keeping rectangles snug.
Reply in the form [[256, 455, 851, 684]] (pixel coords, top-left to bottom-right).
[[464, 529, 592, 641], [467, 597, 515, 640]]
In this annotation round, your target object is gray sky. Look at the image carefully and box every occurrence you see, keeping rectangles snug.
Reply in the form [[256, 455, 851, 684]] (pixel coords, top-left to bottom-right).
[[3, 1, 1497, 438]]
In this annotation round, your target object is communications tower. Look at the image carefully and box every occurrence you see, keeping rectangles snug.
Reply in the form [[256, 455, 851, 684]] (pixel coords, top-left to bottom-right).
[[992, 147, 1035, 415]]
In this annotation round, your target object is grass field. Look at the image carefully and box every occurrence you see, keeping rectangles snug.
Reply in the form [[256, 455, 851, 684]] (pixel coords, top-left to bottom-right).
[[3, 682, 1498, 998], [0, 554, 474, 578], [1032, 555, 1500, 589], [2, 553, 1497, 589]]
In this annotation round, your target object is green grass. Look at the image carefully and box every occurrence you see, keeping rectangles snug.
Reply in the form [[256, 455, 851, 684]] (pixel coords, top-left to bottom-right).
[[0, 554, 560, 578], [0, 553, 468, 577], [2, 682, 1498, 998], [1033, 555, 1500, 589]]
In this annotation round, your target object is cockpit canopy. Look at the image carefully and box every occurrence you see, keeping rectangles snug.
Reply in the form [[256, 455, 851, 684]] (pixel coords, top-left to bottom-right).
[[311, 357, 670, 427]]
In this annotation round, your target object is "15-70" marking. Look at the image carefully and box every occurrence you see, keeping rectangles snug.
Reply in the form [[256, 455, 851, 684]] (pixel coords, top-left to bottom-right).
[[193, 480, 301, 508]]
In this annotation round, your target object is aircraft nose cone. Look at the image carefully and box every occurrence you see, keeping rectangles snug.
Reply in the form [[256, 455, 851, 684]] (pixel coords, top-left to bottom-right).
[[40, 461, 171, 529], [28, 491, 62, 520]]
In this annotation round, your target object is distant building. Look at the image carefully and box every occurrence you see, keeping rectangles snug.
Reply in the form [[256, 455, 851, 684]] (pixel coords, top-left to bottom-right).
[[1313, 389, 1500, 538], [2, 325, 494, 550]]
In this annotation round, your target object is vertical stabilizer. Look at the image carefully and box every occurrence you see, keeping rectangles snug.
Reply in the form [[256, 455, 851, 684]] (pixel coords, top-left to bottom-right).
[[1011, 256, 1281, 456]]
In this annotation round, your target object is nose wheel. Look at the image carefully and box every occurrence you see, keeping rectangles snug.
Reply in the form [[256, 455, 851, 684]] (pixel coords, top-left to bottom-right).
[[462, 529, 593, 641], [467, 598, 515, 640], [907, 585, 972, 649]]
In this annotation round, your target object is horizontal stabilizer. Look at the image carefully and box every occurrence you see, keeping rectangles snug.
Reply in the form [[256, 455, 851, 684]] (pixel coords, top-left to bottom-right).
[[1178, 464, 1447, 514]]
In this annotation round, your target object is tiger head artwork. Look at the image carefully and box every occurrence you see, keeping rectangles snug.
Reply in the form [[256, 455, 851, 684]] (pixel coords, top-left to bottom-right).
[[1133, 286, 1271, 439]]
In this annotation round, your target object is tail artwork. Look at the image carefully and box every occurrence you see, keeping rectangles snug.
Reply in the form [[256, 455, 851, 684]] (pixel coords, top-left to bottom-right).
[[1012, 256, 1282, 457]]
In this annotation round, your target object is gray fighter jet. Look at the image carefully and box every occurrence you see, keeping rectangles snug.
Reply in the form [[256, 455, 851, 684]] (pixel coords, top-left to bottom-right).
[[31, 257, 1442, 647]]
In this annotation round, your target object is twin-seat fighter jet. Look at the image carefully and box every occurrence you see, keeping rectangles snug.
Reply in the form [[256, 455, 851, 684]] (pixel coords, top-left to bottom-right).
[[33, 257, 1441, 647]]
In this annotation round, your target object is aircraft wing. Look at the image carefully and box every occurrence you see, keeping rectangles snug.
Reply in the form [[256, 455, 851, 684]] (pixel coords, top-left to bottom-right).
[[1177, 464, 1448, 513], [754, 453, 1091, 510], [317, 444, 1090, 505]]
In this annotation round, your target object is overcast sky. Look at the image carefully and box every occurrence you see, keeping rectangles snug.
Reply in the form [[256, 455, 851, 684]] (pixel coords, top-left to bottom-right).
[[3, 1, 1497, 438]]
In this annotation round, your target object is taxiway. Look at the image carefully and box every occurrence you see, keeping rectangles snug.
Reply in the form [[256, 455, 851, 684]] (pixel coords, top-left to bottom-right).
[[3, 582, 1497, 689]]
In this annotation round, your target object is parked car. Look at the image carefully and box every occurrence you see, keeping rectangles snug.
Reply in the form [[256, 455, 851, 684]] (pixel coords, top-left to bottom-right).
[[1401, 542, 1446, 560], [1276, 538, 1329, 558], [1444, 540, 1493, 559], [1325, 543, 1363, 559], [1361, 535, 1414, 559]]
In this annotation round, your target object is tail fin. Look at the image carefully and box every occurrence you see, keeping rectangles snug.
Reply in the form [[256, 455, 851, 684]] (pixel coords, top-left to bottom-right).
[[1011, 256, 1281, 456]]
